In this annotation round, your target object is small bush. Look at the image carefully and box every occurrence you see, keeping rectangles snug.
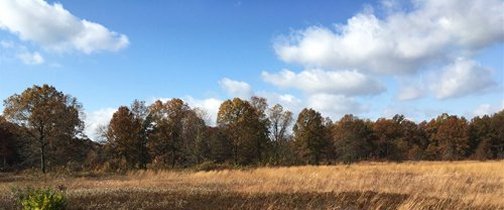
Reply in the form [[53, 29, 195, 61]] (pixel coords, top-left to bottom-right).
[[14, 187, 67, 210]]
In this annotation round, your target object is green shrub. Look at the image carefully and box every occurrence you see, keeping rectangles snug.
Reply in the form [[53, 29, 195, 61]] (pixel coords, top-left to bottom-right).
[[14, 187, 67, 210]]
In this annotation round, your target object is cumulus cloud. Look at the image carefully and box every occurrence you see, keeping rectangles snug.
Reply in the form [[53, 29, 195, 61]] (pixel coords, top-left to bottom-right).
[[397, 86, 424, 101], [0, 0, 129, 54], [17, 51, 44, 65], [380, 0, 401, 11], [84, 108, 116, 140], [219, 78, 253, 99], [472, 101, 504, 117], [255, 91, 303, 113], [262, 69, 385, 96], [1, 40, 45, 65], [0, 40, 14, 48], [274, 0, 504, 74], [432, 58, 496, 99], [307, 93, 367, 118], [271, 0, 503, 106], [279, 94, 301, 104], [473, 104, 494, 117]]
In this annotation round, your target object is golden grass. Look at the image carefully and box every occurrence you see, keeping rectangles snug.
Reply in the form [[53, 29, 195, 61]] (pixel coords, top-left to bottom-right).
[[0, 161, 503, 209]]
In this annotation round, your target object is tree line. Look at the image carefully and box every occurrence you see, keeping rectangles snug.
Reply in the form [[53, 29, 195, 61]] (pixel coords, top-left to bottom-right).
[[1, 85, 503, 172]]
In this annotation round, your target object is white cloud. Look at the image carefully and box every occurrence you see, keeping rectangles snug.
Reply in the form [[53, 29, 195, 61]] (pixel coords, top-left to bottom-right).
[[277, 94, 302, 107], [17, 51, 44, 65], [270, 0, 502, 109], [262, 69, 385, 96], [219, 78, 253, 99], [254, 91, 303, 113], [397, 85, 424, 101], [473, 104, 494, 117], [84, 108, 116, 140], [307, 93, 367, 119], [0, 40, 14, 48], [380, 0, 401, 11], [0, 0, 129, 54], [274, 0, 504, 74], [1, 40, 46, 65], [432, 58, 496, 99], [472, 102, 504, 117]]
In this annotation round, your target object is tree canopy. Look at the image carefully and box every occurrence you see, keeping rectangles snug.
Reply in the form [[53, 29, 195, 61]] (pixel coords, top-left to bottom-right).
[[2, 84, 503, 172], [3, 85, 83, 173]]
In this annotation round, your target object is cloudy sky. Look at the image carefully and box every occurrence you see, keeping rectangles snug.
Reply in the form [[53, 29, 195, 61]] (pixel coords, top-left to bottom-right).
[[0, 0, 503, 139]]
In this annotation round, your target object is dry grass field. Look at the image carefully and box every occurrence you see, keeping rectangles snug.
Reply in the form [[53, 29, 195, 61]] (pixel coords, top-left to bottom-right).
[[0, 161, 503, 209]]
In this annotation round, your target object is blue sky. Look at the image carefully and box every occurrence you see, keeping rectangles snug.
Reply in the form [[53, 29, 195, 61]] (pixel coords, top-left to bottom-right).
[[0, 0, 503, 138]]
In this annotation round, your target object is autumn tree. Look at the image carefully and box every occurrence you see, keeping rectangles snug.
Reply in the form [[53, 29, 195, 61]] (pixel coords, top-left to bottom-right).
[[217, 98, 268, 165], [102, 100, 154, 170], [3, 85, 83, 173], [249, 96, 271, 163], [267, 104, 293, 164], [425, 114, 470, 160], [180, 108, 208, 165], [0, 116, 22, 169], [400, 119, 428, 160], [148, 99, 184, 168], [332, 115, 373, 164], [469, 115, 493, 159], [148, 99, 206, 168], [105, 106, 143, 169], [372, 117, 401, 160], [205, 126, 233, 163], [130, 100, 152, 169], [489, 110, 504, 158], [293, 108, 328, 165], [268, 104, 293, 143], [471, 110, 504, 159], [371, 115, 428, 161]]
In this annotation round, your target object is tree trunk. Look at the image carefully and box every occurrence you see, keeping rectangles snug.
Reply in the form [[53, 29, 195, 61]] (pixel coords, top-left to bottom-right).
[[40, 143, 46, 173], [139, 139, 146, 169], [171, 148, 176, 168], [234, 144, 238, 165], [256, 138, 262, 164], [39, 125, 46, 174]]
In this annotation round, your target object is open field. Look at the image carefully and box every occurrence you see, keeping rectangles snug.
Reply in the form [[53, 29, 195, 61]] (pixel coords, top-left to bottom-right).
[[0, 161, 503, 209]]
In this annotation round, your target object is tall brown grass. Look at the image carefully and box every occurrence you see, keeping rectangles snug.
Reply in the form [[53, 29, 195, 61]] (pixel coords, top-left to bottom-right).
[[0, 161, 502, 209]]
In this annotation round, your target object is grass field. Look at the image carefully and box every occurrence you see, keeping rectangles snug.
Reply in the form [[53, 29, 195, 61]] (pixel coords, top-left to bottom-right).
[[0, 161, 503, 209]]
